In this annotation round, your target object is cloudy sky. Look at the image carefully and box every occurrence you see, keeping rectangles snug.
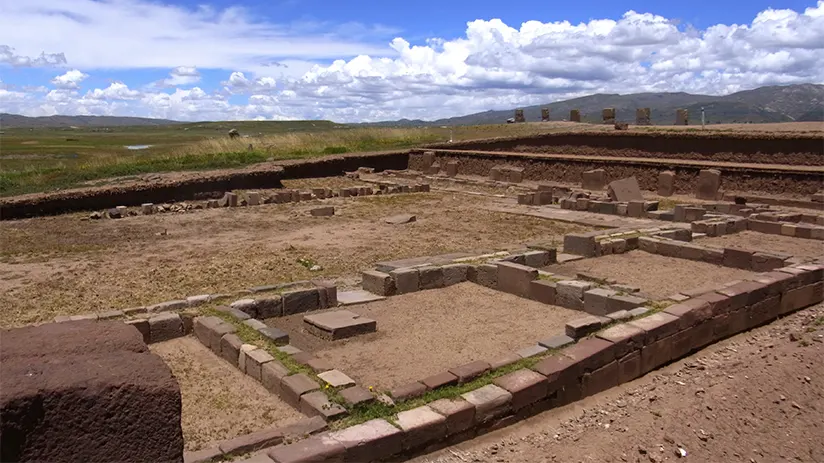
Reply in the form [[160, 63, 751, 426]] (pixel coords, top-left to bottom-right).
[[1, 0, 822, 122]]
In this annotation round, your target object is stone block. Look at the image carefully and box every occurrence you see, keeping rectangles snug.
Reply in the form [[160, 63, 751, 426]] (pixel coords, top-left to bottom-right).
[[516, 344, 548, 358], [428, 398, 476, 435], [469, 264, 497, 288], [317, 370, 356, 388], [561, 337, 616, 373], [390, 381, 427, 401], [605, 294, 648, 313], [281, 374, 320, 408], [301, 391, 347, 419], [449, 360, 491, 384], [268, 435, 346, 463], [663, 299, 713, 329], [390, 268, 419, 294], [781, 282, 824, 314], [722, 248, 754, 270], [243, 318, 268, 331], [607, 177, 643, 202], [628, 312, 680, 344], [361, 270, 395, 296], [489, 352, 522, 370], [442, 263, 469, 286], [752, 252, 785, 272], [582, 360, 619, 397], [461, 384, 513, 422], [314, 282, 337, 310], [445, 161, 459, 177], [258, 326, 289, 345], [418, 265, 445, 290], [582, 169, 606, 190], [563, 233, 596, 257], [496, 261, 539, 298], [529, 280, 557, 305], [147, 299, 188, 313], [396, 406, 447, 450], [583, 288, 618, 316], [245, 348, 274, 382], [493, 369, 548, 410], [657, 171, 675, 196], [538, 334, 575, 350], [148, 312, 183, 343], [328, 419, 402, 462], [238, 344, 258, 376], [339, 386, 375, 407], [261, 360, 289, 395], [627, 200, 645, 217], [523, 250, 551, 268], [310, 206, 335, 217], [421, 371, 458, 390], [282, 288, 320, 315], [576, 197, 590, 211], [696, 169, 721, 200], [565, 315, 604, 339], [220, 333, 244, 366], [596, 323, 645, 359], [231, 298, 259, 318], [556, 280, 593, 310], [640, 336, 673, 374]]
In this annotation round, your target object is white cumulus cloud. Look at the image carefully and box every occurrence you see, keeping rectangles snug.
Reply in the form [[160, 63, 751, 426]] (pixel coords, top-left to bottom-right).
[[50, 69, 89, 89]]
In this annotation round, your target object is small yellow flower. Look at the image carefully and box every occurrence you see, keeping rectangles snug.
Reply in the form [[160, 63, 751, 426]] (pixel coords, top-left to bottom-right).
[[368, 386, 373, 391]]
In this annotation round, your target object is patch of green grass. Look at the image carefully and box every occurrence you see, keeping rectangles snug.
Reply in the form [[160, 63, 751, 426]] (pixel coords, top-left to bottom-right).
[[657, 198, 677, 210], [812, 316, 824, 326]]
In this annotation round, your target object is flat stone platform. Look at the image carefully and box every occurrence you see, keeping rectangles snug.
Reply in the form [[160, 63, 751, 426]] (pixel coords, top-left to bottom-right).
[[304, 310, 377, 340]]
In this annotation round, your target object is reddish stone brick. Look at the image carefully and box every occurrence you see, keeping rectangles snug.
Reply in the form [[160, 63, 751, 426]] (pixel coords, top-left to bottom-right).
[[396, 406, 447, 450], [496, 262, 539, 298], [663, 299, 713, 329], [261, 361, 289, 395], [717, 281, 769, 311], [687, 321, 715, 351], [300, 391, 347, 419], [449, 360, 491, 384], [328, 419, 402, 462], [428, 398, 475, 435], [582, 360, 618, 397], [723, 248, 754, 270], [695, 291, 733, 316], [640, 336, 672, 374], [268, 435, 345, 463], [492, 369, 548, 410], [421, 371, 458, 390], [617, 352, 641, 384], [627, 312, 680, 344], [390, 382, 426, 401], [752, 252, 785, 272], [489, 353, 521, 370], [747, 271, 799, 296], [529, 280, 557, 305], [670, 328, 694, 360], [461, 384, 513, 422], [596, 323, 644, 359], [561, 337, 616, 373], [281, 374, 320, 408], [781, 282, 824, 315], [748, 295, 781, 329], [339, 386, 374, 407]]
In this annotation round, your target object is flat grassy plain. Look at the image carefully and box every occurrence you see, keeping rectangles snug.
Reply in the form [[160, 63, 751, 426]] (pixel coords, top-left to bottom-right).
[[0, 120, 570, 197]]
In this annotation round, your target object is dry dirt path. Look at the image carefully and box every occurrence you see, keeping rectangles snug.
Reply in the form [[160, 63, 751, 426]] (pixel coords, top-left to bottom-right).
[[408, 303, 824, 463]]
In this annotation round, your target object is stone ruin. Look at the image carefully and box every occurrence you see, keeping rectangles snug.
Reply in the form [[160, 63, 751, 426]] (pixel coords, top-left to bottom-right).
[[635, 108, 651, 125], [569, 109, 581, 122], [0, 321, 183, 462], [676, 109, 689, 125], [602, 108, 616, 124], [514, 109, 526, 123], [541, 108, 550, 122], [304, 310, 376, 340]]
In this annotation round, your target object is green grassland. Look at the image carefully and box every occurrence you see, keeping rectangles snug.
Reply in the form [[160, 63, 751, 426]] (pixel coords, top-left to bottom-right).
[[0, 120, 567, 197]]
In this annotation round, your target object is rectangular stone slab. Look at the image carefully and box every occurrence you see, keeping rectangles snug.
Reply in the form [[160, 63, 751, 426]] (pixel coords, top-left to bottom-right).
[[304, 310, 376, 340]]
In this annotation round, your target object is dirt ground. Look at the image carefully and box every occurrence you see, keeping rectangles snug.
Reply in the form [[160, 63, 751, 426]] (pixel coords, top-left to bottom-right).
[[149, 336, 304, 451], [0, 182, 584, 327], [543, 251, 757, 300], [268, 282, 582, 390], [698, 230, 823, 259], [410, 303, 824, 463]]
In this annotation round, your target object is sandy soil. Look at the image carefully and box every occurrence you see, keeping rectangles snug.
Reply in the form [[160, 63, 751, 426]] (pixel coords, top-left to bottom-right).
[[149, 336, 304, 451], [410, 302, 824, 463], [268, 282, 582, 390], [698, 230, 824, 259], [543, 251, 757, 300], [0, 184, 584, 327]]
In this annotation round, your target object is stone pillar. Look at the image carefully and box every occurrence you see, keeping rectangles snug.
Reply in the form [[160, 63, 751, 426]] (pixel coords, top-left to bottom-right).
[[695, 169, 721, 200], [635, 108, 651, 125], [570, 110, 581, 122], [514, 109, 525, 123], [247, 191, 260, 206], [657, 171, 675, 197], [676, 109, 689, 125], [141, 203, 154, 215], [582, 169, 606, 190], [541, 108, 550, 122], [602, 108, 616, 124]]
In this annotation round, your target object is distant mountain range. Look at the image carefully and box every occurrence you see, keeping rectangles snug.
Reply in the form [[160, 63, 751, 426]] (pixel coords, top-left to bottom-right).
[[0, 114, 179, 129], [367, 83, 824, 126], [2, 83, 822, 128]]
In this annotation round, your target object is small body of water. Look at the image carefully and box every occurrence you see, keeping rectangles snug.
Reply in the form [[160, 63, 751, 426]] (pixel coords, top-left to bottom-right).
[[124, 144, 152, 150]]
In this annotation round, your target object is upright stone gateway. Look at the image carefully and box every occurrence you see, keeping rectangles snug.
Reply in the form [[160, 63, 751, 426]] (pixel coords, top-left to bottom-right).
[[570, 109, 581, 122], [602, 108, 616, 124], [514, 109, 526, 123], [635, 108, 651, 125], [541, 108, 550, 122], [676, 109, 689, 125]]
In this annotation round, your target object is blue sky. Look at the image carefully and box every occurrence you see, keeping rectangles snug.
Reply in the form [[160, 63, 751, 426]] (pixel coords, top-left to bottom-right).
[[1, 0, 822, 122]]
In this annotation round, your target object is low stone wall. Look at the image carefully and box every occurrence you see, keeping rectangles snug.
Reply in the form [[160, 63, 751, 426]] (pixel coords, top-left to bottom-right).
[[638, 236, 792, 271], [0, 321, 184, 463], [268, 262, 823, 462]]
